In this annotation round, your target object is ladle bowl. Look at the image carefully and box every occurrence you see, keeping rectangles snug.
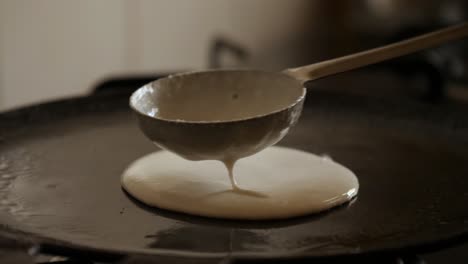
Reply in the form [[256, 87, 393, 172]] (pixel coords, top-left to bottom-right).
[[130, 23, 468, 162], [130, 70, 305, 161]]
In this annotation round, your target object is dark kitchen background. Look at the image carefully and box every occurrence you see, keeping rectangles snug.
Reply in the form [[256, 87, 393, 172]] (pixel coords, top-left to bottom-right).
[[1, 0, 468, 111], [2, 1, 468, 264]]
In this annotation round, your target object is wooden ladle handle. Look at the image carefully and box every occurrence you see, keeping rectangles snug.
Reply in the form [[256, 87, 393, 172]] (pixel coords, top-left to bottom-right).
[[284, 22, 468, 83]]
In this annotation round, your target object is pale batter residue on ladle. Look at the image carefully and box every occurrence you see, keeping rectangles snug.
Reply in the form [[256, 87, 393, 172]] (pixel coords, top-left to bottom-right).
[[122, 146, 359, 220]]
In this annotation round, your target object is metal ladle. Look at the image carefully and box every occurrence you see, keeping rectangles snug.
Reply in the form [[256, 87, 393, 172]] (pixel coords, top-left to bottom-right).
[[130, 23, 468, 165]]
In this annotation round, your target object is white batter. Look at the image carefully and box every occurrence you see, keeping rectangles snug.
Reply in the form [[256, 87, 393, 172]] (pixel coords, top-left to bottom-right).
[[122, 146, 358, 220]]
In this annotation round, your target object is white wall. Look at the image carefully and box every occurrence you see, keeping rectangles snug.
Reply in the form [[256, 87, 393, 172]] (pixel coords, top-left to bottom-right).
[[0, 0, 311, 110], [0, 0, 128, 110]]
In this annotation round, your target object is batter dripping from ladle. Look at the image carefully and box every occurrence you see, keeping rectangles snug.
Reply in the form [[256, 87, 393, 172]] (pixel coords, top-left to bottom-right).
[[222, 158, 267, 197], [124, 23, 468, 220], [224, 158, 240, 191]]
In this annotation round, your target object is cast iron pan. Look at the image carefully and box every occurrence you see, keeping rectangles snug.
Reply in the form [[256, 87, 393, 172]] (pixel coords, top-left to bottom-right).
[[1, 82, 468, 262]]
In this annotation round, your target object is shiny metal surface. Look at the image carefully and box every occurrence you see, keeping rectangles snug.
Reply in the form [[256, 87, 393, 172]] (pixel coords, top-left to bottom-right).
[[0, 91, 468, 260]]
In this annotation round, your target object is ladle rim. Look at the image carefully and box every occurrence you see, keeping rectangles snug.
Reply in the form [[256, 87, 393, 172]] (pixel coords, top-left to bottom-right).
[[129, 69, 306, 125]]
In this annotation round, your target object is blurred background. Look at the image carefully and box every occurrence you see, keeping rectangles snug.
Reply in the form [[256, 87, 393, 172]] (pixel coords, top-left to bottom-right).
[[0, 0, 467, 111]]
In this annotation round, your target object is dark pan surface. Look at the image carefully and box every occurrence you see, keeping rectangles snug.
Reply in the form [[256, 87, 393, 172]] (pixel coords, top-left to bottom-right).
[[1, 91, 468, 260]]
